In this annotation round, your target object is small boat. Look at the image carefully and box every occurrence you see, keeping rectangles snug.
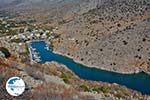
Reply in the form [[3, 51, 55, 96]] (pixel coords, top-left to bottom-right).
[[44, 46, 49, 50], [31, 47, 36, 51], [33, 51, 39, 55], [33, 54, 41, 59], [35, 58, 41, 62]]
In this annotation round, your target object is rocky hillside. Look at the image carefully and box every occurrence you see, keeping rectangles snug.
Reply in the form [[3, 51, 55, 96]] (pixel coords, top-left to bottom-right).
[[0, 58, 150, 99], [53, 0, 150, 73], [0, 0, 105, 23]]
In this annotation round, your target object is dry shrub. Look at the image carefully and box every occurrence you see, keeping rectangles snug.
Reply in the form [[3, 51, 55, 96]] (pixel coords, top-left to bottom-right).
[[32, 82, 95, 100], [25, 65, 45, 81]]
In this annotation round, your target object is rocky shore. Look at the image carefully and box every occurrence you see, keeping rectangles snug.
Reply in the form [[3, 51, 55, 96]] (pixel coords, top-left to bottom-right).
[[53, 50, 141, 74]]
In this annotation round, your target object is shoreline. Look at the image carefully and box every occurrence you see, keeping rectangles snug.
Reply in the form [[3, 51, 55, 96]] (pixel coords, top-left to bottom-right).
[[27, 41, 39, 64], [53, 50, 144, 75], [28, 40, 150, 94], [28, 40, 148, 75], [28, 42, 34, 63]]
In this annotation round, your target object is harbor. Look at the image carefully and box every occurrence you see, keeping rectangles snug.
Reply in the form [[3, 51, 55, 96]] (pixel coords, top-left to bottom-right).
[[29, 40, 150, 95]]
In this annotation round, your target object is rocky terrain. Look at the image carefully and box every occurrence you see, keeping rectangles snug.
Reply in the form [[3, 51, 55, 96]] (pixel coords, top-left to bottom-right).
[[0, 0, 150, 99], [0, 0, 105, 23], [53, 0, 150, 74], [0, 38, 28, 62], [0, 57, 150, 100]]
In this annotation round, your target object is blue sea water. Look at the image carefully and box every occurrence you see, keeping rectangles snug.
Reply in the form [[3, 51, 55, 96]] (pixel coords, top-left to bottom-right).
[[30, 41, 150, 95]]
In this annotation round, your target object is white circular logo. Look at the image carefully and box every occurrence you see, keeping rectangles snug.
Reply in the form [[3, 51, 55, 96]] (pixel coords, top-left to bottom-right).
[[6, 77, 25, 96]]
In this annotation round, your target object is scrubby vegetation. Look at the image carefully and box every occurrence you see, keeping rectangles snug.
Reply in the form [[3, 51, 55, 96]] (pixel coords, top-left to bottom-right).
[[0, 47, 11, 58], [80, 84, 91, 92], [10, 38, 27, 43], [54, 0, 150, 73], [0, 56, 149, 99]]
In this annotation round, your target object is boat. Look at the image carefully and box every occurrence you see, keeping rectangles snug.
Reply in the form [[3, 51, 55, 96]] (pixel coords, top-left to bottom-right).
[[33, 51, 39, 55], [33, 54, 41, 59], [35, 58, 41, 62], [44, 46, 49, 50], [30, 47, 36, 51]]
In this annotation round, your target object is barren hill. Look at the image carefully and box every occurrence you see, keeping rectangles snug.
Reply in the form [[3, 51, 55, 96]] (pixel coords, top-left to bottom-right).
[[53, 0, 150, 73], [0, 0, 105, 23]]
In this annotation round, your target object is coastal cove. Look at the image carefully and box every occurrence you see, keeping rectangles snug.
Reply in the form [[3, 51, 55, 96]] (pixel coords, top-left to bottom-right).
[[29, 40, 150, 95]]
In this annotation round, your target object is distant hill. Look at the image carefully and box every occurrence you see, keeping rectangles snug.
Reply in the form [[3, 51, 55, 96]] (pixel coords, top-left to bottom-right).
[[0, 0, 105, 23]]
